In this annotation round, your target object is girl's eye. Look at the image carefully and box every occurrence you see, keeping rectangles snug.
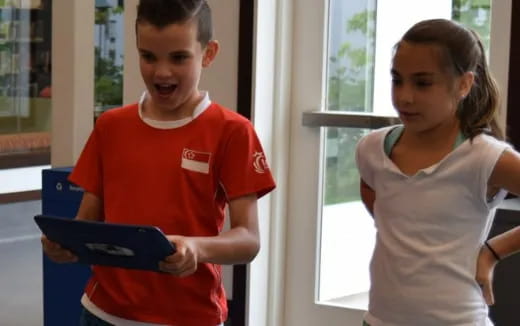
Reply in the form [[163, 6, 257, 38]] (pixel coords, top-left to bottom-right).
[[391, 79, 402, 86], [416, 80, 433, 87]]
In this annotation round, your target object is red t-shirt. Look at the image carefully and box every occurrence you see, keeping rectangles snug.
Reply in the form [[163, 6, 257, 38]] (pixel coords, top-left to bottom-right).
[[69, 101, 276, 325]]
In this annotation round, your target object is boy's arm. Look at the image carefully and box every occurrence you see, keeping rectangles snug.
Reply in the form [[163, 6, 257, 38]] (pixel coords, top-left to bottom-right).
[[75, 192, 104, 221], [160, 193, 260, 276], [360, 178, 375, 217], [197, 193, 260, 264], [41, 191, 103, 263]]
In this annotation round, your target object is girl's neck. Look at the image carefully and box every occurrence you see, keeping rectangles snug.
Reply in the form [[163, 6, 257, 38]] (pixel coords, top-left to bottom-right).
[[390, 119, 462, 176], [401, 119, 461, 150]]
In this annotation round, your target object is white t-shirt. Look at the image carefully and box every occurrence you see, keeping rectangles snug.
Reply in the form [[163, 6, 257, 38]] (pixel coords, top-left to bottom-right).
[[356, 126, 510, 326]]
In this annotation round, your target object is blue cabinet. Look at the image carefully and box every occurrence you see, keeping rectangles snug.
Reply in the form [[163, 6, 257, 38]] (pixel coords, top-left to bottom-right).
[[41, 167, 90, 326]]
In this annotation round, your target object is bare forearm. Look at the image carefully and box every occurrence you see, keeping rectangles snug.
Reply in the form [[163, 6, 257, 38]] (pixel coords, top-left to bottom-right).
[[75, 192, 103, 221], [193, 227, 260, 265], [488, 226, 520, 260]]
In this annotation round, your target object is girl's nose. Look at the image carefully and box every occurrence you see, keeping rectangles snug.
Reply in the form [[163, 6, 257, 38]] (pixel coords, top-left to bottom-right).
[[394, 84, 414, 105]]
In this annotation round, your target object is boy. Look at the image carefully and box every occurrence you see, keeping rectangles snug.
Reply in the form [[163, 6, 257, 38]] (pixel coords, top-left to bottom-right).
[[42, 0, 276, 325]]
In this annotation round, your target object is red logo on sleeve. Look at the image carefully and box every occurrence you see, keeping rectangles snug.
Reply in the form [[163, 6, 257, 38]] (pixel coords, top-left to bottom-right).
[[253, 151, 269, 174]]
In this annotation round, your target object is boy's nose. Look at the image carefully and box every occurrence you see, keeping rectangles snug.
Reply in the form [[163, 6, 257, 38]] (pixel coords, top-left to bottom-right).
[[154, 63, 174, 79]]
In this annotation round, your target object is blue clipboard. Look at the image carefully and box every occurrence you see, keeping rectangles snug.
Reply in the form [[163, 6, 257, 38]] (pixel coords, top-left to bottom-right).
[[34, 214, 176, 272]]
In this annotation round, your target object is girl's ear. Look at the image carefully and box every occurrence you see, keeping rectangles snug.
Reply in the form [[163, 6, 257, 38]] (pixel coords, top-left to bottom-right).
[[459, 71, 475, 99], [202, 40, 219, 67]]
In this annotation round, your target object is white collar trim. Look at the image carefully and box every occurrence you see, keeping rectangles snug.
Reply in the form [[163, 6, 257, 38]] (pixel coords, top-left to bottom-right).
[[138, 91, 211, 129]]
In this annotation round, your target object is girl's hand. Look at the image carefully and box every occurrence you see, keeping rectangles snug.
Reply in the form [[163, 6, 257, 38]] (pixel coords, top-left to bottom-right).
[[41, 235, 78, 263], [159, 235, 198, 277], [475, 244, 499, 305]]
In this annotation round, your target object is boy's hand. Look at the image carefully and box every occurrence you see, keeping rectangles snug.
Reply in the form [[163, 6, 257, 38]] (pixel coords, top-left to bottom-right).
[[41, 235, 78, 263], [159, 235, 198, 277], [475, 244, 498, 305]]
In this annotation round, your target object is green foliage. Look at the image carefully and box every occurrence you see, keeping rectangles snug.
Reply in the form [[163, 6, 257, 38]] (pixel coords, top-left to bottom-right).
[[346, 10, 376, 36], [324, 128, 366, 204], [325, 9, 376, 204], [95, 47, 123, 106], [94, 5, 124, 107], [95, 75, 122, 106], [452, 0, 491, 50], [95, 6, 123, 25], [327, 10, 375, 113]]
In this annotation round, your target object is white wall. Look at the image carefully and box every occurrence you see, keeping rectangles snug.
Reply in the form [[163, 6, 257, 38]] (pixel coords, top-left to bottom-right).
[[489, 0, 512, 130], [200, 0, 239, 110]]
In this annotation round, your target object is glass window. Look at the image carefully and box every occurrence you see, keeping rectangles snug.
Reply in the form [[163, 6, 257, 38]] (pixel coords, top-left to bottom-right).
[[94, 0, 124, 118], [0, 0, 51, 163], [318, 0, 492, 307]]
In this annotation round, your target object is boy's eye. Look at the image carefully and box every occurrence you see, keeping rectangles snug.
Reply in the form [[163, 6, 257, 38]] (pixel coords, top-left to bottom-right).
[[140, 53, 155, 62], [170, 54, 189, 63]]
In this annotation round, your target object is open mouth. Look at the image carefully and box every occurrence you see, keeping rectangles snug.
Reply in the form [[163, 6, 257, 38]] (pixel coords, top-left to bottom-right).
[[155, 83, 177, 96], [399, 111, 419, 119]]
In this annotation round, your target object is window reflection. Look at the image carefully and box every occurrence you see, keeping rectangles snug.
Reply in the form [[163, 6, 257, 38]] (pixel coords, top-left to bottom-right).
[[94, 0, 124, 118], [0, 0, 51, 161]]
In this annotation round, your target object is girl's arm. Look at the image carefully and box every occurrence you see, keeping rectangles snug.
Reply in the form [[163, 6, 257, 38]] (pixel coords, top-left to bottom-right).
[[474, 149, 520, 305], [487, 149, 520, 259], [477, 148, 520, 305], [360, 178, 375, 217]]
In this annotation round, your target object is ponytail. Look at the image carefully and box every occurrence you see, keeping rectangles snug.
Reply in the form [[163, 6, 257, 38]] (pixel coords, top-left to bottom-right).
[[457, 32, 504, 140]]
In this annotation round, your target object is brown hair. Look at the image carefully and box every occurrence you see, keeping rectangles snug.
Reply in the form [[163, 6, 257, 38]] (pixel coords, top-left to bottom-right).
[[398, 19, 503, 140], [136, 0, 212, 47]]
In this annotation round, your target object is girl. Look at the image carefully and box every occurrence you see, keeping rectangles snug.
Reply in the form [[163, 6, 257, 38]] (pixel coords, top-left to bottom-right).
[[356, 19, 520, 326]]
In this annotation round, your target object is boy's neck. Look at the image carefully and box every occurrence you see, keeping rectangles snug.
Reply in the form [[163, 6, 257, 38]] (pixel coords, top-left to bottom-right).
[[143, 91, 204, 122]]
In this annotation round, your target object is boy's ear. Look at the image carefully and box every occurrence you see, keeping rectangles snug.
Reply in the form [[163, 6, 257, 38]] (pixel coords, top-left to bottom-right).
[[202, 40, 219, 67]]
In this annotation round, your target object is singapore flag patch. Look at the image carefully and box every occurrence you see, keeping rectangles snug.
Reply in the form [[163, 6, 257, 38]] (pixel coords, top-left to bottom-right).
[[181, 148, 211, 174]]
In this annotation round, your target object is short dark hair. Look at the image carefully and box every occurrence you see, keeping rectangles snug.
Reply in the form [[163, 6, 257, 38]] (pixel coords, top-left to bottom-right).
[[136, 0, 212, 46]]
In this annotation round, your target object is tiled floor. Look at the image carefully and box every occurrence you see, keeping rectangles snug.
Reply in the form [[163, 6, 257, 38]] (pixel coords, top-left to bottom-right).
[[0, 200, 43, 326]]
